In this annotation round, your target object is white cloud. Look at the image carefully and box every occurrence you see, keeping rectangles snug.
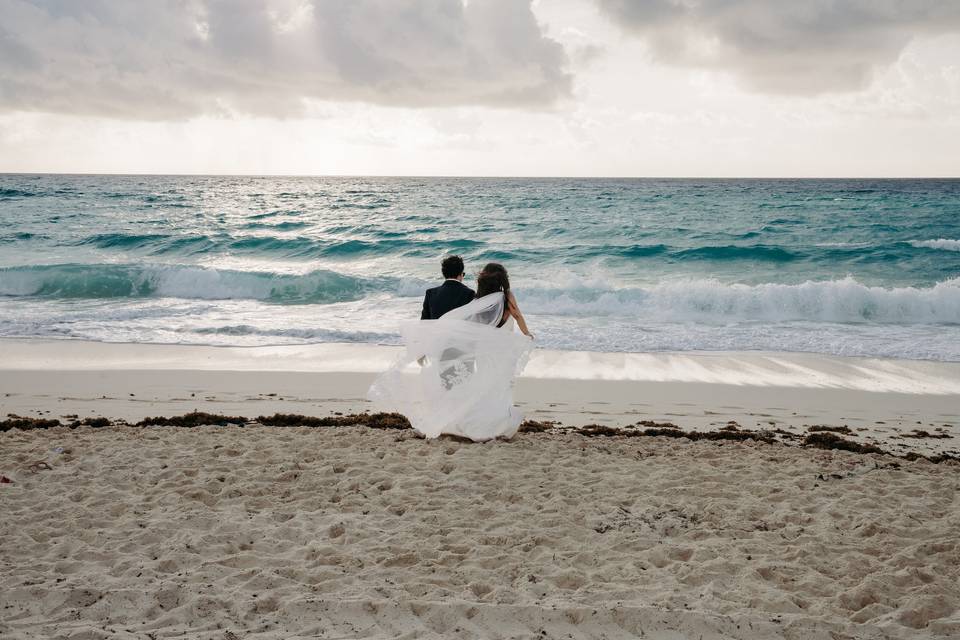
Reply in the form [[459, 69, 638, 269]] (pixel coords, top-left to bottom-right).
[[0, 0, 572, 118], [596, 0, 960, 94], [1, 1, 959, 177]]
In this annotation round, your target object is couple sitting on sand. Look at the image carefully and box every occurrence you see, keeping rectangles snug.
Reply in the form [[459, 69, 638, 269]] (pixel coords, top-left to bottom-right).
[[368, 256, 535, 443]]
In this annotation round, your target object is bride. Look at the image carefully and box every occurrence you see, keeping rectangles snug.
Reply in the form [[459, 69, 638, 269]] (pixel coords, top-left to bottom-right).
[[368, 263, 534, 441]]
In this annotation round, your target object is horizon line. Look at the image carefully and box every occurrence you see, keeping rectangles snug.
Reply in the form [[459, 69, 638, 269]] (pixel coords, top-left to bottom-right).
[[2, 172, 959, 180]]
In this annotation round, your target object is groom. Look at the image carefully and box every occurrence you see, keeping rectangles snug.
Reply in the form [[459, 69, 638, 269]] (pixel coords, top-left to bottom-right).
[[421, 255, 475, 320], [420, 255, 476, 386]]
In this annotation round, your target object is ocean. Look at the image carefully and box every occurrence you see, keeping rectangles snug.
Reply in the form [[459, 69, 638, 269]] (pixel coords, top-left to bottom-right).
[[1, 174, 959, 361]]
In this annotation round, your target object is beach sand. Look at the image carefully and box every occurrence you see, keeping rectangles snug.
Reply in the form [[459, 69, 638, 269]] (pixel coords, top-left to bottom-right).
[[2, 423, 959, 639], [2, 339, 960, 638]]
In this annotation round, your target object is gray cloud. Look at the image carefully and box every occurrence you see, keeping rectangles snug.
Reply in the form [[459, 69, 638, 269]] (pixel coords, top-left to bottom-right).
[[0, 0, 571, 118], [596, 1, 960, 94]]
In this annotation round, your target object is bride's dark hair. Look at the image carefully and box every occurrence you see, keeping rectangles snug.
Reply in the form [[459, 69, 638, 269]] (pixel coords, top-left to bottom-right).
[[476, 263, 511, 327], [476, 263, 510, 299]]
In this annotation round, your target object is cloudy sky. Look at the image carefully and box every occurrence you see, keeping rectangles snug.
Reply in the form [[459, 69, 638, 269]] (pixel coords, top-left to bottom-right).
[[1, 0, 959, 176]]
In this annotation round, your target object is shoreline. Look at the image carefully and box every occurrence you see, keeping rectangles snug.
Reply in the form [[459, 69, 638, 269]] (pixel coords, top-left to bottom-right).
[[1, 338, 958, 458], [4, 337, 960, 392]]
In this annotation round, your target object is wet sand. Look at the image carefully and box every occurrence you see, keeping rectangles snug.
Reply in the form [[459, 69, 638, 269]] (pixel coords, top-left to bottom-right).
[[2, 339, 959, 457]]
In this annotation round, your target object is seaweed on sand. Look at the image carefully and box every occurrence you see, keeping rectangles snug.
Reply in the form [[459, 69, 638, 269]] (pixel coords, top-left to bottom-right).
[[807, 425, 853, 435], [667, 428, 776, 444], [573, 423, 777, 444], [0, 415, 62, 431], [901, 430, 952, 439], [69, 417, 111, 428], [575, 424, 627, 437], [770, 428, 803, 441], [256, 412, 410, 430], [136, 412, 248, 427], [902, 452, 960, 463], [518, 420, 561, 433], [635, 420, 680, 429], [1, 415, 116, 431], [802, 432, 885, 455]]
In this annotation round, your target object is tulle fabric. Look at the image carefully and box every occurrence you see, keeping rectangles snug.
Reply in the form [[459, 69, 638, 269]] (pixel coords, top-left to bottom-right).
[[367, 292, 533, 441]]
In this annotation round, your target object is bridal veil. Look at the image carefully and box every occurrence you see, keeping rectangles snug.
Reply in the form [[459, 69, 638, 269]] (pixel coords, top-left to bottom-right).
[[367, 292, 533, 441]]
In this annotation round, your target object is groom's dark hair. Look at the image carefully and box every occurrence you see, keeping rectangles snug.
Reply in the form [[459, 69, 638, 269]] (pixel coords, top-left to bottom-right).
[[441, 255, 465, 279]]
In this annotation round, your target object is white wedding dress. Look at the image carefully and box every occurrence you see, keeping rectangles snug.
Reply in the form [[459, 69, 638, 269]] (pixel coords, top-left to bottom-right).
[[367, 292, 533, 441]]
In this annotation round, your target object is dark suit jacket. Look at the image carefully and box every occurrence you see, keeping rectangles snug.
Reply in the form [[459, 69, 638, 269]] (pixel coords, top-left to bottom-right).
[[421, 280, 476, 320]]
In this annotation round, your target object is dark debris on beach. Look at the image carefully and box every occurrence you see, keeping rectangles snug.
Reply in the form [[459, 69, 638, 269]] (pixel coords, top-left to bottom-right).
[[135, 410, 413, 430], [807, 425, 853, 435], [2, 411, 958, 464], [257, 412, 410, 430], [802, 432, 886, 455], [571, 421, 778, 444], [1, 414, 113, 432], [518, 420, 561, 433], [1, 415, 62, 431], [901, 429, 953, 439], [137, 412, 247, 428]]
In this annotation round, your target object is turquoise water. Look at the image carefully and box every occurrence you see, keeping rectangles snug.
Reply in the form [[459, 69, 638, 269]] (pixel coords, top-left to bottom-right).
[[1, 174, 959, 360]]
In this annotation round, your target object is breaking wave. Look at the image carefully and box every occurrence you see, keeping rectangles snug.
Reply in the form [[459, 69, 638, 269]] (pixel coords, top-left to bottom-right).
[[0, 263, 395, 304], [519, 277, 960, 324], [911, 239, 960, 252], [3, 264, 959, 325]]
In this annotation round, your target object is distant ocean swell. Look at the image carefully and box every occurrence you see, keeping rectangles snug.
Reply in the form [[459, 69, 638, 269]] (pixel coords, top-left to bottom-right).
[[49, 232, 483, 259], [6, 229, 960, 262], [0, 187, 37, 199], [3, 263, 959, 326]]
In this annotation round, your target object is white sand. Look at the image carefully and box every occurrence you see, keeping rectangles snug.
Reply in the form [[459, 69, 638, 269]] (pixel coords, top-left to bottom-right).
[[1, 424, 958, 639], [2, 338, 960, 638]]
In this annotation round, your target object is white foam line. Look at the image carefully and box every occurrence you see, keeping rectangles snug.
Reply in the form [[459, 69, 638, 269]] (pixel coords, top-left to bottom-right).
[[911, 238, 960, 252], [524, 349, 960, 394], [3, 338, 960, 395]]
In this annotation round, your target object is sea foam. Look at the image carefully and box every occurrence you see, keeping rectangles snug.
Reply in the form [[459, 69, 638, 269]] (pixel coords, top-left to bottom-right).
[[911, 239, 960, 252], [3, 263, 959, 327], [519, 277, 960, 324]]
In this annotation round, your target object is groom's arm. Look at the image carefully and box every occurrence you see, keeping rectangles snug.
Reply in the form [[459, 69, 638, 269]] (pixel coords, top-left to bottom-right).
[[421, 290, 431, 320]]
